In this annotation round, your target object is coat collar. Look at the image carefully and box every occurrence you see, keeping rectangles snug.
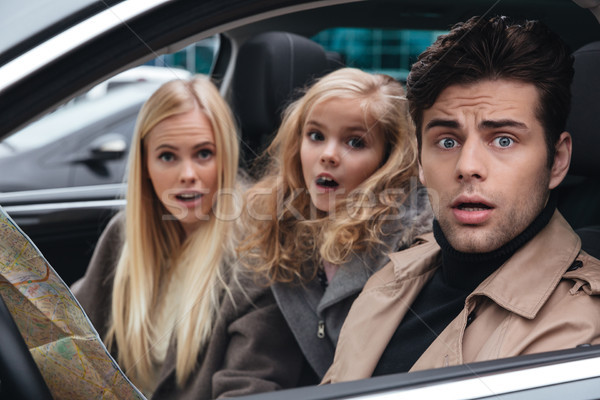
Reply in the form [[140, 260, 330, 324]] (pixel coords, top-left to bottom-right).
[[468, 211, 581, 319], [388, 211, 585, 320], [273, 224, 411, 318], [318, 238, 389, 313], [388, 232, 439, 282], [317, 214, 428, 312], [322, 188, 433, 309]]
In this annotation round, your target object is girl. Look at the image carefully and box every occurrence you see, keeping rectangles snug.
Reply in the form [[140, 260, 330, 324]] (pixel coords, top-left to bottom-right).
[[72, 76, 301, 399], [240, 67, 433, 382]]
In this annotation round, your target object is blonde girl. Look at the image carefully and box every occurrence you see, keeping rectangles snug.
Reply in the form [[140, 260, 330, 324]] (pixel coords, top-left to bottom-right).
[[240, 67, 432, 381]]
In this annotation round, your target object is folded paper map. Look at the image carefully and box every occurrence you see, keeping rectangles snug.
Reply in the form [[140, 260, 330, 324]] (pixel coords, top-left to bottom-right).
[[0, 206, 145, 399]]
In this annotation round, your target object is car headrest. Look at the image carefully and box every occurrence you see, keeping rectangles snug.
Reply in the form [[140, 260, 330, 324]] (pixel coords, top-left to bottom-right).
[[566, 41, 600, 176], [232, 31, 331, 163]]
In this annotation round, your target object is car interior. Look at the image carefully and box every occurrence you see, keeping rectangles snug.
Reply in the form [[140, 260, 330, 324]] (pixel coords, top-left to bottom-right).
[[230, 31, 342, 171], [1, 0, 600, 398], [559, 40, 600, 258], [1, 0, 598, 287]]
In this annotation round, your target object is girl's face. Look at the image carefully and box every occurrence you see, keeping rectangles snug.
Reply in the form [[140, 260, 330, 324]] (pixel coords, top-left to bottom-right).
[[145, 107, 218, 236], [300, 97, 386, 213]]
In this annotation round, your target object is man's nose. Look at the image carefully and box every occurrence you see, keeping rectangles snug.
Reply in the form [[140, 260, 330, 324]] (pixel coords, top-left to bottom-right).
[[455, 138, 487, 182]]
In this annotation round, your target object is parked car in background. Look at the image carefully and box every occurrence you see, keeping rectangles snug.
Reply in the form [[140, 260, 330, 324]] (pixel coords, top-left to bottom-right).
[[0, 66, 191, 193], [0, 82, 155, 192], [78, 65, 192, 101], [1, 0, 600, 398]]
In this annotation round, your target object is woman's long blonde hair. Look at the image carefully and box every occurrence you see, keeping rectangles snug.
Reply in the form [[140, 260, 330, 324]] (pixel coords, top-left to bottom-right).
[[106, 76, 240, 388], [240, 68, 418, 283]]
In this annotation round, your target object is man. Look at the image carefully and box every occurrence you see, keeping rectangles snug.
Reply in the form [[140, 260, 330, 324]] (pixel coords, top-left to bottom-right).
[[322, 15, 600, 383]]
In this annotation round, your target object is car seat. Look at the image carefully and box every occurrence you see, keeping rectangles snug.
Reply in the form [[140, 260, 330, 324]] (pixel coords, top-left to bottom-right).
[[557, 41, 600, 258], [231, 31, 342, 172]]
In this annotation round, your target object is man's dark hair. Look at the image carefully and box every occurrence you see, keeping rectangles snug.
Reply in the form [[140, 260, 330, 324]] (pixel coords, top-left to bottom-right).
[[406, 15, 574, 166]]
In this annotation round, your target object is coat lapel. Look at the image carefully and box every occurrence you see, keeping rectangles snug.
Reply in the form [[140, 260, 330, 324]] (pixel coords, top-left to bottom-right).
[[470, 211, 580, 319], [325, 236, 441, 382], [412, 211, 583, 370], [318, 218, 424, 313]]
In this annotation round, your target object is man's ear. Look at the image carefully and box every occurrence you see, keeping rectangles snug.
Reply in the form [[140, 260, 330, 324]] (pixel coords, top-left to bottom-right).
[[418, 161, 427, 186], [549, 131, 572, 189]]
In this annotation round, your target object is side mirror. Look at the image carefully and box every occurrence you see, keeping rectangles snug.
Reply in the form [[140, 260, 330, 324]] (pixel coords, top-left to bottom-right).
[[69, 133, 128, 164], [88, 133, 128, 161]]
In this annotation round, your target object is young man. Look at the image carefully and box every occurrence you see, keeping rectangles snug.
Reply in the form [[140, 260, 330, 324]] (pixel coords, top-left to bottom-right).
[[322, 16, 600, 383]]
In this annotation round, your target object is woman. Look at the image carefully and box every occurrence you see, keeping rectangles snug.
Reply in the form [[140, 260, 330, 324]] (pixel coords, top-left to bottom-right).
[[72, 76, 301, 399], [239, 68, 433, 382]]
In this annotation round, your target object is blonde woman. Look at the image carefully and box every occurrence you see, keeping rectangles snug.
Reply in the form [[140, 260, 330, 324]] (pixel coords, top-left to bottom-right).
[[72, 76, 302, 399], [239, 68, 433, 382]]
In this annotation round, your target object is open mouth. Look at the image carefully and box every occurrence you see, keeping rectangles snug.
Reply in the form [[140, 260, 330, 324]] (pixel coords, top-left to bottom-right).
[[316, 176, 339, 188], [176, 192, 203, 201], [456, 202, 492, 211]]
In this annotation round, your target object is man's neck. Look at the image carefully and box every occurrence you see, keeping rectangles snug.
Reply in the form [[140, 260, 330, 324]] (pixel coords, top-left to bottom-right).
[[433, 193, 557, 291]]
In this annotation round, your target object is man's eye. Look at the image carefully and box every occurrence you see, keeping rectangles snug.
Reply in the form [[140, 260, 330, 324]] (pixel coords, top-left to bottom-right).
[[308, 131, 324, 141], [347, 137, 365, 149], [493, 136, 514, 148], [159, 152, 175, 162], [197, 149, 214, 159], [438, 138, 458, 149]]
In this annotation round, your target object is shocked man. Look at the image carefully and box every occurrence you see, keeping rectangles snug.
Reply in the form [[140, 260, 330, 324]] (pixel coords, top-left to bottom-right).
[[323, 15, 600, 383]]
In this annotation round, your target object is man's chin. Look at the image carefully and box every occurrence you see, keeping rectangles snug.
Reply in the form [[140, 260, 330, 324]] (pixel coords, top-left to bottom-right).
[[445, 227, 505, 254], [451, 241, 502, 254]]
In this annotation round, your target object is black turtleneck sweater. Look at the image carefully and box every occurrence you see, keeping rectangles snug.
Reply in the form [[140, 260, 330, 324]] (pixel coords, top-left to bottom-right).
[[372, 195, 557, 376]]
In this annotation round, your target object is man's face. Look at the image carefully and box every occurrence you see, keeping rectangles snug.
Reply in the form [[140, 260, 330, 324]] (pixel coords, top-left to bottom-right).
[[419, 79, 570, 253]]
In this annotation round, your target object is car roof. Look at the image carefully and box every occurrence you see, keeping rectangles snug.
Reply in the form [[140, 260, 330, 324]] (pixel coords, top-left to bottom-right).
[[231, 0, 598, 50], [0, 0, 116, 65]]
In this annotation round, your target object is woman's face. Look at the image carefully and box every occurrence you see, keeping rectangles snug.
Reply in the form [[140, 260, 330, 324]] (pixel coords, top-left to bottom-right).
[[145, 107, 218, 236], [300, 97, 386, 213]]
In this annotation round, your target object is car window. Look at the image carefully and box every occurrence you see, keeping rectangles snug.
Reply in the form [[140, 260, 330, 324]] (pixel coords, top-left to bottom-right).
[[0, 35, 219, 193], [312, 28, 447, 82], [3, 83, 159, 152], [144, 34, 220, 74]]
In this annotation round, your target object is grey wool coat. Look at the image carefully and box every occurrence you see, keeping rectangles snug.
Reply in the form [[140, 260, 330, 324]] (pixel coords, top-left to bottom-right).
[[271, 187, 433, 380], [72, 214, 303, 400]]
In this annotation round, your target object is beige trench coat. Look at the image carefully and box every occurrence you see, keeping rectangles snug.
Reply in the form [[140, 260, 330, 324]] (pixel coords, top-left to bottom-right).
[[323, 211, 600, 383]]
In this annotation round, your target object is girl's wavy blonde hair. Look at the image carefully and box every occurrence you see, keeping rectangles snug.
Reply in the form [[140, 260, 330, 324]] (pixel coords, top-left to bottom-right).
[[240, 67, 418, 283], [106, 76, 240, 390]]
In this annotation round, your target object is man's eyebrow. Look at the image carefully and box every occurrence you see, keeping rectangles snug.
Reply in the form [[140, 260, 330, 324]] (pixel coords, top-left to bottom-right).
[[479, 119, 528, 130], [424, 119, 460, 131], [424, 118, 529, 132]]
